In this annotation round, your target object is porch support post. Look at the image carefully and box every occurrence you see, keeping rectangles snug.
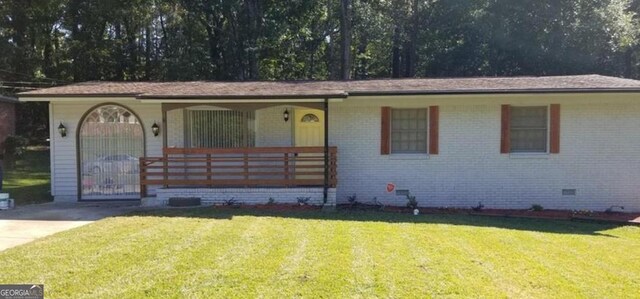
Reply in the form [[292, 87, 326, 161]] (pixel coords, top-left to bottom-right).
[[162, 105, 168, 149], [162, 105, 168, 188], [323, 98, 329, 204]]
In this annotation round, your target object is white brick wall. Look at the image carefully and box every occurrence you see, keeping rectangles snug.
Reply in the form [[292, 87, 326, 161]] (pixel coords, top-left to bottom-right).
[[49, 93, 640, 212], [330, 93, 640, 212], [166, 109, 184, 147], [150, 187, 336, 206], [49, 100, 163, 201], [256, 106, 294, 147]]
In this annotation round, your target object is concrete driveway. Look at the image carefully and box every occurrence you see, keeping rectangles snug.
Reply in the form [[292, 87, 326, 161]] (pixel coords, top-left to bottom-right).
[[0, 202, 141, 251]]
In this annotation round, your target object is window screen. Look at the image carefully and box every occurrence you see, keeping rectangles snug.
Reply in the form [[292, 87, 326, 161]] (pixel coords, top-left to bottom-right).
[[185, 110, 255, 148], [391, 108, 428, 153], [510, 106, 548, 153]]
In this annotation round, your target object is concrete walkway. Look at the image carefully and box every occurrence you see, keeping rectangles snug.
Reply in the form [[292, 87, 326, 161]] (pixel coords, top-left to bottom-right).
[[0, 202, 141, 251]]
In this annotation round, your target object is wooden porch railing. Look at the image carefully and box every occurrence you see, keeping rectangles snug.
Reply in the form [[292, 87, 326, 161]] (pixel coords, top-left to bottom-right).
[[140, 146, 337, 197]]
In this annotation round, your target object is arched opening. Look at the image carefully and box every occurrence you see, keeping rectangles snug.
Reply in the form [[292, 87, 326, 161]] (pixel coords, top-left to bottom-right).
[[78, 104, 144, 200]]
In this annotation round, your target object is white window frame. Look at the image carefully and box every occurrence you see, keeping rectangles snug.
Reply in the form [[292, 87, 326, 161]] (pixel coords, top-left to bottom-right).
[[509, 104, 550, 156]]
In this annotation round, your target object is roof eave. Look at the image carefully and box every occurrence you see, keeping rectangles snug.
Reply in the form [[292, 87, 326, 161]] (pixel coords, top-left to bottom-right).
[[136, 93, 348, 100], [0, 96, 18, 103], [347, 88, 640, 96], [17, 87, 640, 101]]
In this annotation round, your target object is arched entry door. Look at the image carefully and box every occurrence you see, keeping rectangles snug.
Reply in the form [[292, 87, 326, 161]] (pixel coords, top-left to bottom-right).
[[294, 108, 324, 181], [78, 104, 144, 200]]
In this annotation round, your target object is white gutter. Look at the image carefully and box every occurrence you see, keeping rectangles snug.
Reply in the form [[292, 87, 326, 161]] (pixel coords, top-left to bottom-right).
[[19, 96, 345, 103], [18, 96, 139, 102]]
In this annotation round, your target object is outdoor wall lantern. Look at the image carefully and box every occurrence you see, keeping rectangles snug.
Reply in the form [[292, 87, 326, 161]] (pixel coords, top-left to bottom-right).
[[58, 122, 67, 138], [151, 122, 160, 137], [283, 109, 290, 122]]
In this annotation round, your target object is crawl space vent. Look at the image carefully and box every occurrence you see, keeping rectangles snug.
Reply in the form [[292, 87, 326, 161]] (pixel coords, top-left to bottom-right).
[[395, 189, 410, 196]]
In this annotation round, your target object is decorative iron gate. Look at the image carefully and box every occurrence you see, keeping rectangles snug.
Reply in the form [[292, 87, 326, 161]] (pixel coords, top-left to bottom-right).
[[79, 104, 144, 200]]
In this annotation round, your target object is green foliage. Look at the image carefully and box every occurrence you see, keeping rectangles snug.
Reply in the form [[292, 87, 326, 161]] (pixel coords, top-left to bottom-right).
[[472, 201, 485, 212], [406, 193, 418, 209], [531, 204, 544, 211], [297, 197, 311, 205], [2, 135, 28, 157], [0, 0, 639, 87], [222, 198, 238, 206], [3, 149, 52, 205]]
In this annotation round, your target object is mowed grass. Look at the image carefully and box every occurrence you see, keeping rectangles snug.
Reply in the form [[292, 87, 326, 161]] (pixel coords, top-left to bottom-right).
[[0, 208, 639, 298], [3, 148, 52, 205]]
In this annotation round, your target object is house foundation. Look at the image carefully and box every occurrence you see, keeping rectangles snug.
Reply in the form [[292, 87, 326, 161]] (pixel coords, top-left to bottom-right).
[[141, 187, 337, 207]]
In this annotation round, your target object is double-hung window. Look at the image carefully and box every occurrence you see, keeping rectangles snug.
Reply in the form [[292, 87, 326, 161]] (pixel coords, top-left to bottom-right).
[[509, 106, 548, 153]]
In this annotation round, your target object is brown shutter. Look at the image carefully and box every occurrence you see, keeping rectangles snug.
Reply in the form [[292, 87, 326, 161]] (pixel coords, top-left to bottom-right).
[[381, 107, 391, 155], [500, 105, 511, 153], [429, 106, 439, 155], [550, 104, 560, 154]]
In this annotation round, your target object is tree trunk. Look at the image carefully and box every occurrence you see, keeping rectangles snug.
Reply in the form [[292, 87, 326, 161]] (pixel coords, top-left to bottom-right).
[[245, 0, 260, 80], [325, 0, 338, 80], [403, 0, 419, 77], [340, 0, 352, 80], [43, 35, 53, 77], [125, 23, 138, 80], [145, 27, 152, 80], [392, 26, 401, 78], [355, 38, 367, 79], [10, 1, 28, 81], [114, 24, 125, 80]]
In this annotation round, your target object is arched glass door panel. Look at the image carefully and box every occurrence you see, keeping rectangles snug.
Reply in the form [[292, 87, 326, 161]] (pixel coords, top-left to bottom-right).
[[79, 105, 144, 199]]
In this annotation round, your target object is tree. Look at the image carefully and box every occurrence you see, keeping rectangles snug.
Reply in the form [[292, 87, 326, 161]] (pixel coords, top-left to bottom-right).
[[340, 0, 352, 80]]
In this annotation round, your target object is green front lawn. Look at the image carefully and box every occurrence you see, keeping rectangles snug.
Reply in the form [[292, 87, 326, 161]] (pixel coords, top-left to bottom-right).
[[3, 148, 52, 205], [0, 208, 638, 298]]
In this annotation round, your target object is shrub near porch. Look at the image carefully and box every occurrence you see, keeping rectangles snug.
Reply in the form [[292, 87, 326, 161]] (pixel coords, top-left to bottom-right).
[[0, 208, 638, 298]]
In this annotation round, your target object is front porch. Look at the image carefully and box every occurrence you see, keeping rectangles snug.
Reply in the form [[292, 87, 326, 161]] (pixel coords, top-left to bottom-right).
[[140, 100, 338, 206], [139, 146, 338, 206]]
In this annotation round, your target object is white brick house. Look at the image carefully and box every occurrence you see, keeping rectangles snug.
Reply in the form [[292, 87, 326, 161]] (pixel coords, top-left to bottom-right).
[[18, 75, 640, 212]]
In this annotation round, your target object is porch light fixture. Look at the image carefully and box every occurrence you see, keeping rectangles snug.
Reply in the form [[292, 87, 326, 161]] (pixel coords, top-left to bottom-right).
[[283, 109, 290, 122], [151, 122, 160, 137], [58, 122, 67, 138]]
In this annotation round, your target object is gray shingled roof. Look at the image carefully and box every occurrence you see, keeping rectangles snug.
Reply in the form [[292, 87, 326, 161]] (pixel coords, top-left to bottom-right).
[[18, 75, 640, 99]]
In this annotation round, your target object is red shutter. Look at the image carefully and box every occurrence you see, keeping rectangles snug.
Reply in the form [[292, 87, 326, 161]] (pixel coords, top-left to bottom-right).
[[381, 107, 391, 155], [500, 105, 511, 153], [429, 106, 439, 155], [550, 104, 560, 154]]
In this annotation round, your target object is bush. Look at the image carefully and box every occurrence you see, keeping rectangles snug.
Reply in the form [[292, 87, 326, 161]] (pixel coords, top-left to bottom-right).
[[297, 197, 311, 205], [472, 202, 484, 212], [406, 194, 418, 209], [2, 135, 28, 169], [347, 194, 358, 207], [531, 204, 544, 211], [3, 135, 27, 156]]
